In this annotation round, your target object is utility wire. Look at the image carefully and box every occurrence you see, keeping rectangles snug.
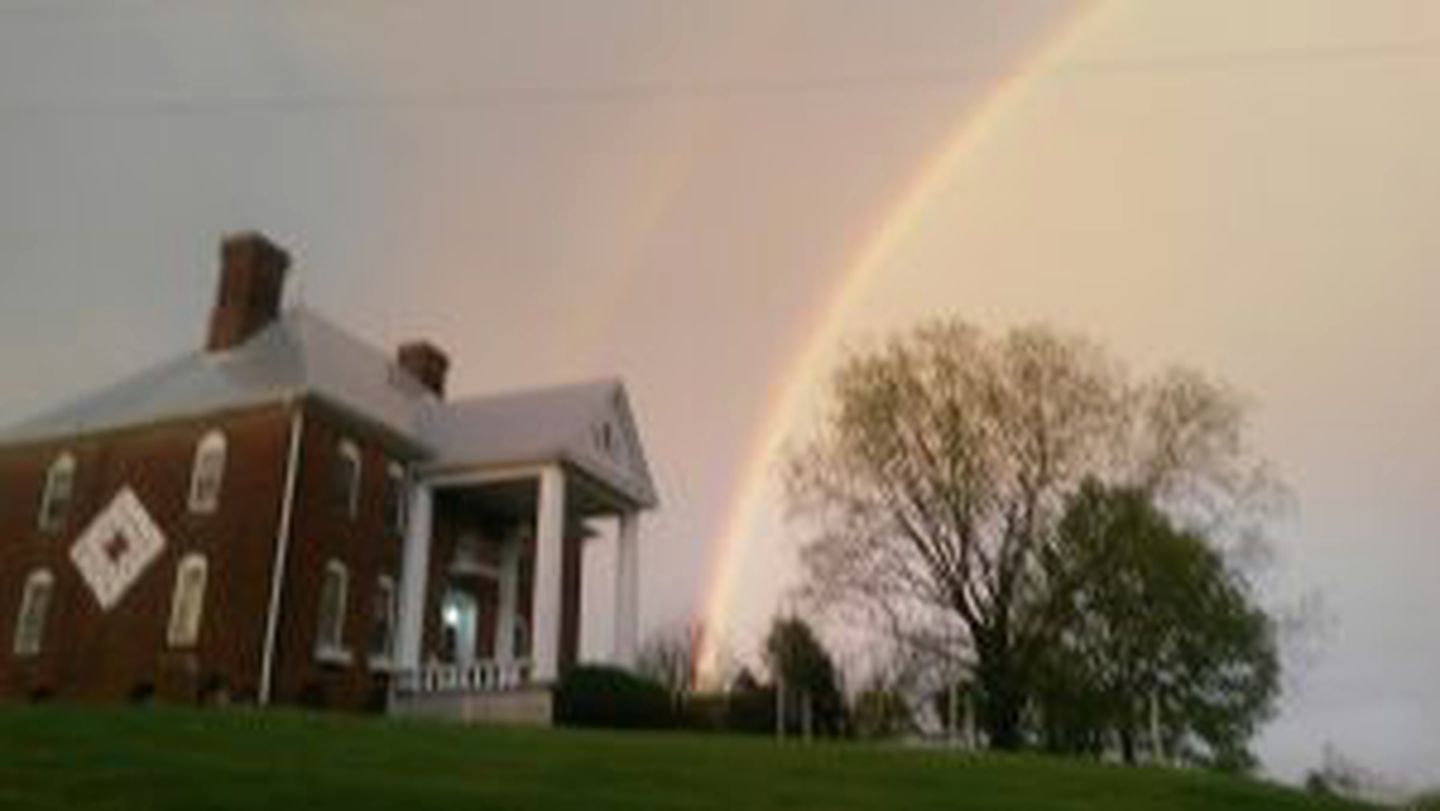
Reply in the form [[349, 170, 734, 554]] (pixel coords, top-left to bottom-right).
[[1, 39, 1439, 118]]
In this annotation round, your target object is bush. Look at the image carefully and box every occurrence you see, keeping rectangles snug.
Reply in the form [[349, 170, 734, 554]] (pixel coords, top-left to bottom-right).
[[553, 666, 675, 730], [677, 694, 729, 733], [724, 684, 777, 734]]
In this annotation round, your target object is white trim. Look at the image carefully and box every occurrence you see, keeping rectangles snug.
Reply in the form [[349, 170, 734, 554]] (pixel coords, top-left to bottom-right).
[[166, 553, 208, 648], [370, 574, 398, 664], [12, 569, 54, 657], [38, 452, 76, 532], [396, 483, 433, 669], [187, 430, 227, 514], [495, 530, 521, 662], [315, 559, 350, 661], [614, 511, 640, 668], [421, 463, 549, 491], [259, 406, 304, 705], [531, 465, 565, 682], [385, 461, 407, 534], [336, 438, 362, 518], [315, 647, 354, 667]]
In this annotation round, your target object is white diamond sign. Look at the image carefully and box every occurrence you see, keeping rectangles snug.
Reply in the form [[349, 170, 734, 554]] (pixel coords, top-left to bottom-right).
[[69, 488, 167, 611]]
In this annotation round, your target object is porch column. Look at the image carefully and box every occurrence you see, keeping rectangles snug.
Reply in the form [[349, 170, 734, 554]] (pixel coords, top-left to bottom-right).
[[531, 466, 566, 682], [396, 482, 434, 669], [495, 530, 521, 662], [614, 511, 640, 668]]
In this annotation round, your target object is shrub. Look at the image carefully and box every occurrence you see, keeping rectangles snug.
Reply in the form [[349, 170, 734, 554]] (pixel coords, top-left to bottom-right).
[[677, 694, 729, 733], [553, 666, 675, 730], [724, 683, 777, 734]]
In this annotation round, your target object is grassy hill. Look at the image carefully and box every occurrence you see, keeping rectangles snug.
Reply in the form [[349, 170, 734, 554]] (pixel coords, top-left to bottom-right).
[[0, 706, 1375, 810]]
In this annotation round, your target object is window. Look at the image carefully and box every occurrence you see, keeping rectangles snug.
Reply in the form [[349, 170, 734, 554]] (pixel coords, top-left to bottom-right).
[[383, 462, 407, 534], [332, 440, 361, 518], [188, 431, 227, 514], [315, 560, 349, 662], [166, 554, 208, 648], [38, 453, 75, 532], [13, 569, 54, 657], [369, 575, 397, 665]]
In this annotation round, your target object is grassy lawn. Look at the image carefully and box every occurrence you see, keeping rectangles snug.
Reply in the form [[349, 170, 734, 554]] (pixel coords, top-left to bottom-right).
[[0, 706, 1375, 810]]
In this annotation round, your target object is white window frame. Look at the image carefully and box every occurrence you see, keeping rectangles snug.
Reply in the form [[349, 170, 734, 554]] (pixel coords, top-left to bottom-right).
[[335, 439, 361, 519], [315, 559, 351, 664], [166, 554, 208, 648], [187, 431, 227, 515], [38, 453, 76, 532], [13, 569, 54, 657], [369, 575, 397, 669], [384, 462, 407, 535]]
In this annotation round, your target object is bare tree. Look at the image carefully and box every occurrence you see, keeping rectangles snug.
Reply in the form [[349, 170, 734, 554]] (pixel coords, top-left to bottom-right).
[[635, 623, 703, 702], [787, 320, 1274, 749]]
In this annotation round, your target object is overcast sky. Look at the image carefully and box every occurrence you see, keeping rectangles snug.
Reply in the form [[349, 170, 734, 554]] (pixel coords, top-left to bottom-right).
[[1, 0, 1436, 789]]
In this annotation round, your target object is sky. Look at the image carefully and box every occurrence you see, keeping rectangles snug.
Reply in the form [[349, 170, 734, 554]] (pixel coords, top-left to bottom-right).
[[0, 0, 1436, 789]]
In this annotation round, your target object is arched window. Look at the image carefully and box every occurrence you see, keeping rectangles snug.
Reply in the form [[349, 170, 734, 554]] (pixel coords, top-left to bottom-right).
[[383, 462, 407, 534], [332, 440, 361, 518], [315, 560, 349, 661], [369, 575, 397, 664], [166, 554, 208, 648], [188, 431, 227, 514], [13, 569, 54, 656], [38, 453, 75, 532]]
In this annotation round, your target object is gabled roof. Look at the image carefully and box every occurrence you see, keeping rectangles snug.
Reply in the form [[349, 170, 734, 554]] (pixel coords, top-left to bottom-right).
[[0, 309, 657, 509], [424, 379, 658, 508]]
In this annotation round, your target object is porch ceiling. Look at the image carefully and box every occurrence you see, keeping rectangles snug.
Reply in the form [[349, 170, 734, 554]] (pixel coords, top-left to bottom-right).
[[433, 465, 631, 534]]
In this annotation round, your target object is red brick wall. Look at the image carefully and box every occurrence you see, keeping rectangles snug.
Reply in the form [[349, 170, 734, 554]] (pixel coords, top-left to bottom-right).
[[0, 405, 293, 704], [266, 400, 412, 711], [0, 397, 593, 710]]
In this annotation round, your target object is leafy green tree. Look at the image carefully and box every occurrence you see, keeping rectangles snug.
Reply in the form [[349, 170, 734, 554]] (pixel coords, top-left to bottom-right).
[[764, 617, 848, 737], [1035, 481, 1279, 767], [788, 320, 1277, 750]]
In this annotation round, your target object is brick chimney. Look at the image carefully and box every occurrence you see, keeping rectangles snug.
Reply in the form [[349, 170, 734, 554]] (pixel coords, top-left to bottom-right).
[[206, 232, 290, 352], [397, 341, 449, 398]]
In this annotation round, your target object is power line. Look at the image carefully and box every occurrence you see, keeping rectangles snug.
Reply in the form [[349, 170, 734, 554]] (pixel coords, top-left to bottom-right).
[[1, 39, 1438, 118]]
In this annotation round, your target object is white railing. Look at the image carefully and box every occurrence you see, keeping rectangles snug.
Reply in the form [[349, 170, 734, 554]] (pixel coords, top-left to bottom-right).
[[393, 659, 533, 695]]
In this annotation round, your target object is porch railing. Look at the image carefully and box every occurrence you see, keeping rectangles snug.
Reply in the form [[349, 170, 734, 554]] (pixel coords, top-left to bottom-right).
[[393, 659, 533, 695]]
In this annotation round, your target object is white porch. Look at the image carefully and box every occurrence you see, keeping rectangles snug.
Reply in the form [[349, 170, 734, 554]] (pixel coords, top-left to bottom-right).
[[389, 462, 643, 724]]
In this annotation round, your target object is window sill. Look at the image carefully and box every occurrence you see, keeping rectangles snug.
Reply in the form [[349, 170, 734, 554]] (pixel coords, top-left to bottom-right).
[[368, 656, 397, 673], [315, 647, 353, 667]]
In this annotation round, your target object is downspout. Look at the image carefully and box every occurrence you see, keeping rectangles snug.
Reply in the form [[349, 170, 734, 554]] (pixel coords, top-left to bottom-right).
[[259, 400, 306, 706]]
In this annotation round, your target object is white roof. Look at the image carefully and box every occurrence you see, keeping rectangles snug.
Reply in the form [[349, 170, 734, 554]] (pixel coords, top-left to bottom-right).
[[427, 379, 658, 507], [0, 309, 657, 508]]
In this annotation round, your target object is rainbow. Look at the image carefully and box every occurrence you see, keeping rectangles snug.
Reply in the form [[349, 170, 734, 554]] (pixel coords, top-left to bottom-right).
[[694, 2, 1107, 682]]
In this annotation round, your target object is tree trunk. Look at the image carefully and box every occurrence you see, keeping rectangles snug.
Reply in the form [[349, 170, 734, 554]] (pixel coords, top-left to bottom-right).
[[976, 638, 1026, 750]]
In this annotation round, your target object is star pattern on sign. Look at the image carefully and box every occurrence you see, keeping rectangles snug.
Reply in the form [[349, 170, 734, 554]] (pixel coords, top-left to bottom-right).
[[69, 488, 167, 612]]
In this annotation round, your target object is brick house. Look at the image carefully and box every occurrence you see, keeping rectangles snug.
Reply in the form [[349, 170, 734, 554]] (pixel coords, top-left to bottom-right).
[[0, 232, 655, 722]]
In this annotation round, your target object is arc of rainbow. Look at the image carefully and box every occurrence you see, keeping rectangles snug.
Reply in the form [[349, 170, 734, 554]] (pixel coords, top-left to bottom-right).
[[695, 2, 1108, 682]]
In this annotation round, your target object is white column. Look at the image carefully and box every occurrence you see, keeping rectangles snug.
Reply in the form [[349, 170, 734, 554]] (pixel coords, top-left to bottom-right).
[[495, 531, 521, 662], [396, 483, 434, 669], [531, 466, 566, 682], [613, 511, 640, 668]]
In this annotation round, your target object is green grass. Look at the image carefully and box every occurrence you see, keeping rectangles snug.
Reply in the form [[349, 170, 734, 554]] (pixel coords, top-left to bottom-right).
[[0, 706, 1374, 810]]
